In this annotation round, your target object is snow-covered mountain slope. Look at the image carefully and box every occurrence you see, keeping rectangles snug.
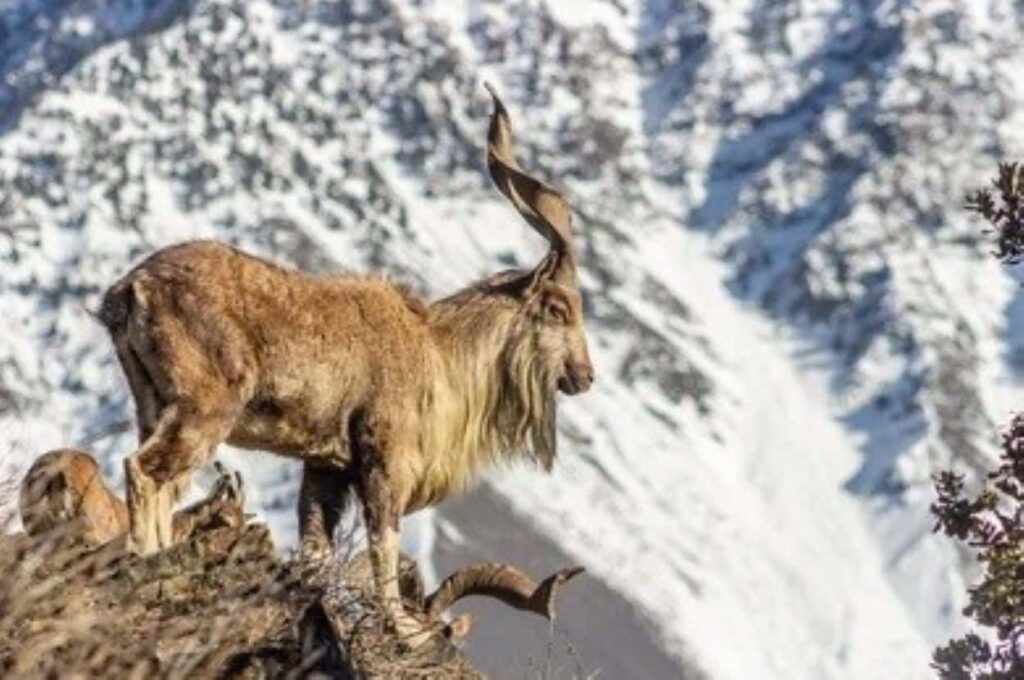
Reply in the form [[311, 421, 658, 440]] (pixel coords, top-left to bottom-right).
[[1, 0, 1022, 677]]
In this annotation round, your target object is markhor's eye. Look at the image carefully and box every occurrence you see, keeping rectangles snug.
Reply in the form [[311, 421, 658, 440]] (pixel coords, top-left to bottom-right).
[[546, 303, 569, 324]]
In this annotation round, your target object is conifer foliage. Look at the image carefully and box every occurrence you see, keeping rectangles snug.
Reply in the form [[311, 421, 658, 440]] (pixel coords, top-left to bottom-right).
[[931, 165, 1024, 678], [966, 162, 1024, 264], [931, 417, 1024, 678]]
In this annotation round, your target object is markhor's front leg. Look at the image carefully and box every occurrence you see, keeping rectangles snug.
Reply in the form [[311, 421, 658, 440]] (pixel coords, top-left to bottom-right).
[[298, 463, 352, 561], [359, 458, 434, 649]]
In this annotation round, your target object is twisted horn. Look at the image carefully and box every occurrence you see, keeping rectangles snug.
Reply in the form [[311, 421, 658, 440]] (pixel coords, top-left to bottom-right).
[[425, 562, 584, 621], [485, 83, 573, 254]]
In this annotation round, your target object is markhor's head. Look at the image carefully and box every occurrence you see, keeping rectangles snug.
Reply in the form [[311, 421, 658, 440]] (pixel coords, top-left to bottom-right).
[[483, 84, 594, 397]]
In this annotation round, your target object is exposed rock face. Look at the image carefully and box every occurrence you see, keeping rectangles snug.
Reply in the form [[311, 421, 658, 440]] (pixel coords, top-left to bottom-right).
[[3, 450, 591, 678], [0, 520, 479, 678]]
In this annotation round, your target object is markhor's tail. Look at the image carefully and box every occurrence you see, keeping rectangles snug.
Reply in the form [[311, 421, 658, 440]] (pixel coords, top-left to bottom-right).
[[96, 281, 133, 333]]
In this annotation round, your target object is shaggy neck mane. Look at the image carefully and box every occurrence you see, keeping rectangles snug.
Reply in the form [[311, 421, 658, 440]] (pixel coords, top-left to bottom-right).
[[422, 272, 557, 494]]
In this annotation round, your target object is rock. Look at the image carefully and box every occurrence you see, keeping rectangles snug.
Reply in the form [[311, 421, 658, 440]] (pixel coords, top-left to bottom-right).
[[0, 521, 479, 678]]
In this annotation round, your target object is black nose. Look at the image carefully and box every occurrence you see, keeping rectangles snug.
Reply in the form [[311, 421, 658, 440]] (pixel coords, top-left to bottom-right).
[[566, 360, 595, 391]]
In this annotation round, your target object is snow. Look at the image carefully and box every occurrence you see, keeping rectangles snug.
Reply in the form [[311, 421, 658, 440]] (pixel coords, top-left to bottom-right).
[[488, 224, 931, 678]]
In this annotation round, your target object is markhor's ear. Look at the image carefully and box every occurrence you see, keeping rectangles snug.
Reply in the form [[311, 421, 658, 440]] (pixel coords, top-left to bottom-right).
[[524, 251, 577, 293]]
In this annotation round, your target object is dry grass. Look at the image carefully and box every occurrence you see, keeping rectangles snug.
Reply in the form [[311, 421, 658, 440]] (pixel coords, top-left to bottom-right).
[[0, 521, 478, 678]]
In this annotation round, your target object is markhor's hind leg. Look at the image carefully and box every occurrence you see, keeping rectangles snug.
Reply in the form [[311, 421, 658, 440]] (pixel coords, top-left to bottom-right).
[[112, 338, 163, 444], [119, 302, 254, 555], [298, 463, 355, 560], [114, 343, 198, 554], [124, 426, 169, 555], [115, 339, 171, 552], [124, 402, 237, 555]]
